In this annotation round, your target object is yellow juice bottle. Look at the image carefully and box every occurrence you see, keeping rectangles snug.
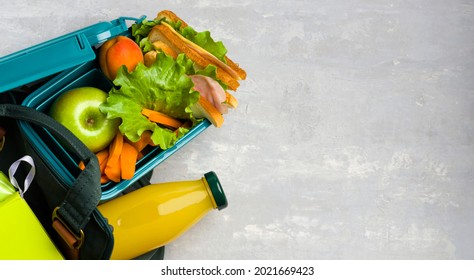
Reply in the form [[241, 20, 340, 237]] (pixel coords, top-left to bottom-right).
[[97, 171, 228, 260]]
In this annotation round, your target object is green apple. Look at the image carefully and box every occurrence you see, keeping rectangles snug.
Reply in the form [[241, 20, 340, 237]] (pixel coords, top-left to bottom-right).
[[49, 87, 120, 153]]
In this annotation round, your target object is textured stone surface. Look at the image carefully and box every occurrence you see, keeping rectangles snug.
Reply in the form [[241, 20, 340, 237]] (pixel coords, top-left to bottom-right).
[[1, 0, 473, 259]]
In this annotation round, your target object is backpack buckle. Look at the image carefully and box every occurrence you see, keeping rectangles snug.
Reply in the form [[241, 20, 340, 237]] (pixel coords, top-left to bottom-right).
[[52, 207, 85, 250]]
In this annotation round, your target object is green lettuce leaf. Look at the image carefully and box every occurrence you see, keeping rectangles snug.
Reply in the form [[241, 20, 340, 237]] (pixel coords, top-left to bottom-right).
[[99, 53, 200, 149], [131, 19, 161, 53], [166, 20, 228, 63], [138, 37, 155, 53], [171, 52, 226, 89], [131, 19, 160, 44], [131, 18, 228, 63]]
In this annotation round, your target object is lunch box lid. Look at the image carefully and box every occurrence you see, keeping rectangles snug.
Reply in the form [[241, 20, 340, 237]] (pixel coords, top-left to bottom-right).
[[0, 16, 143, 93]]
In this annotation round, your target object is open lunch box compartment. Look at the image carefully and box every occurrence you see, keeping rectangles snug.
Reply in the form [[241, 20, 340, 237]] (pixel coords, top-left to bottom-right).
[[0, 16, 211, 201]]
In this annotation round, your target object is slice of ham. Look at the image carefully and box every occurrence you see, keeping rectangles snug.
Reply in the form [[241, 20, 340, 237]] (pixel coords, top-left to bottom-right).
[[190, 75, 228, 114]]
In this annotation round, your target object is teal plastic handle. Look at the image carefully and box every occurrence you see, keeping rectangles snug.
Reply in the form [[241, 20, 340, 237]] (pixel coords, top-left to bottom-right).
[[0, 16, 144, 93]]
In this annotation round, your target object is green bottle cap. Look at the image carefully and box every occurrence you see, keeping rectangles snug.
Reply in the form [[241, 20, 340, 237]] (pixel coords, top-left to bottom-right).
[[204, 171, 228, 210]]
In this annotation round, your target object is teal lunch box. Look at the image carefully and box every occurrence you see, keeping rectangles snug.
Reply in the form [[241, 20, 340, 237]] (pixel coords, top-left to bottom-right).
[[0, 16, 211, 201]]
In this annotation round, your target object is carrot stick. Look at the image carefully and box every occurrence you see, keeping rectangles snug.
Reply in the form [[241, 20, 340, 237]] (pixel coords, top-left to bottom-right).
[[195, 96, 224, 127], [104, 132, 123, 183], [142, 108, 182, 129], [78, 149, 109, 173], [101, 175, 110, 184], [224, 92, 238, 108], [78, 161, 86, 171], [127, 131, 153, 152], [96, 149, 109, 174], [120, 142, 139, 180]]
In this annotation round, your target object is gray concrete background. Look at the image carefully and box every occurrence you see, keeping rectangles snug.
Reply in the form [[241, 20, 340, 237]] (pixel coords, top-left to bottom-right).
[[1, 0, 473, 259]]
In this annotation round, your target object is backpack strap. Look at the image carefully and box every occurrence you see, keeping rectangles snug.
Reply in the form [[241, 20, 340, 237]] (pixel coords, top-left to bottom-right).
[[0, 104, 101, 256]]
